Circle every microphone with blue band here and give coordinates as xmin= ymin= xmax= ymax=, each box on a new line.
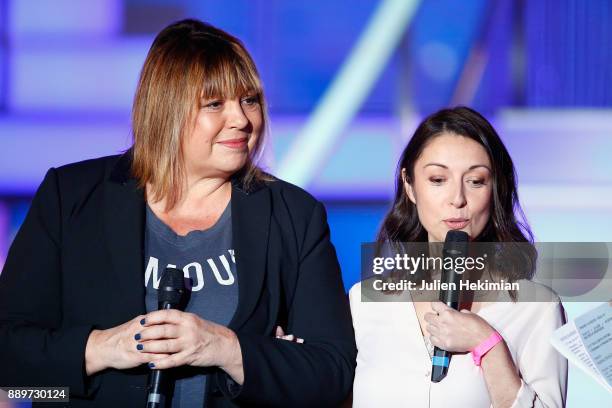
xmin=431 ymin=230 xmax=469 ymax=383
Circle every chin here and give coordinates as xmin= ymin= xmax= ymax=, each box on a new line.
xmin=219 ymin=158 xmax=248 ymax=174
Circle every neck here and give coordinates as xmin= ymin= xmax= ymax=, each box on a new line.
xmin=148 ymin=174 xmax=232 ymax=215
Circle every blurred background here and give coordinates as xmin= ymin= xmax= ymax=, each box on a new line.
xmin=0 ymin=0 xmax=611 ymax=404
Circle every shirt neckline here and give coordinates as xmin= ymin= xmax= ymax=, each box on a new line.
xmin=146 ymin=201 xmax=231 ymax=244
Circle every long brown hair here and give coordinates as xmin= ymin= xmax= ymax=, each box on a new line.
xmin=131 ymin=19 xmax=270 ymax=210
xmin=378 ymin=107 xmax=536 ymax=284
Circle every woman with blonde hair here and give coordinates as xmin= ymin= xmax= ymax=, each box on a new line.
xmin=0 ymin=19 xmax=355 ymax=407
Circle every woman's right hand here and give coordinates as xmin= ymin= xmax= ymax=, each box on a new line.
xmin=85 ymin=315 xmax=170 ymax=375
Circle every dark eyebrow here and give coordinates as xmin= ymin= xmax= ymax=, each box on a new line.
xmin=468 ymin=164 xmax=491 ymax=172
xmin=423 ymin=163 xmax=448 ymax=169
xmin=423 ymin=163 xmax=491 ymax=172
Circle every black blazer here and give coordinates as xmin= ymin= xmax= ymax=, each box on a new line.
xmin=0 ymin=151 xmax=356 ymax=407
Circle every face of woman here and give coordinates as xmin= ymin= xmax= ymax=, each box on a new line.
xmin=182 ymin=93 xmax=263 ymax=180
xmin=403 ymin=133 xmax=493 ymax=242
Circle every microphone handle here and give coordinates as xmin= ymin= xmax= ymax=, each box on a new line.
xmin=431 ymin=295 xmax=457 ymax=382
xmin=145 ymin=303 xmax=174 ymax=408
xmin=431 ymin=270 xmax=461 ymax=382
xmin=431 ymin=347 xmax=450 ymax=383
xmin=146 ymin=370 xmax=166 ymax=408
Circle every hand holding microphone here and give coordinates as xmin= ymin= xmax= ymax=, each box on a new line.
xmin=425 ymin=301 xmax=495 ymax=353
xmin=428 ymin=230 xmax=499 ymax=382
xmin=85 ymin=268 xmax=244 ymax=407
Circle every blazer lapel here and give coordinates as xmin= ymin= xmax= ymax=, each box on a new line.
xmin=103 ymin=152 xmax=147 ymax=320
xmin=228 ymin=183 xmax=271 ymax=330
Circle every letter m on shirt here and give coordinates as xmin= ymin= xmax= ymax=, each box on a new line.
xmin=144 ymin=256 xmax=162 ymax=289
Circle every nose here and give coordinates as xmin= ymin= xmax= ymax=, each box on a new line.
xmin=226 ymin=100 xmax=249 ymax=130
xmin=450 ymin=181 xmax=467 ymax=208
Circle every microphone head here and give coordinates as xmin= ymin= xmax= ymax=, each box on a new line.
xmin=158 ymin=267 xmax=186 ymax=305
xmin=443 ymin=230 xmax=469 ymax=257
xmin=440 ymin=230 xmax=469 ymax=307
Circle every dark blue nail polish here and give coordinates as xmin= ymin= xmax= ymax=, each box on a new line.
xmin=137 ymin=344 xmax=144 ymax=351
xmin=140 ymin=318 xmax=145 ymax=325
xmin=148 ymin=362 xmax=155 ymax=368
xmin=134 ymin=333 xmax=141 ymax=340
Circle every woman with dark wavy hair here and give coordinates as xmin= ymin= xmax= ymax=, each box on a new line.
xmin=350 ymin=107 xmax=567 ymax=407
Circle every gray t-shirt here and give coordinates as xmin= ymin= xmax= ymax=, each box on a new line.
xmin=144 ymin=202 xmax=238 ymax=408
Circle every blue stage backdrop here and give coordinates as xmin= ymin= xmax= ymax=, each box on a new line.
xmin=0 ymin=1 xmax=611 ymax=405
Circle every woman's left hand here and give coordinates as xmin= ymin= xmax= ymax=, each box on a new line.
xmin=424 ymin=301 xmax=495 ymax=353
xmin=135 ymin=309 xmax=241 ymax=372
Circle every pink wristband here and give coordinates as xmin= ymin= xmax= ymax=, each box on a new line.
xmin=470 ymin=331 xmax=503 ymax=366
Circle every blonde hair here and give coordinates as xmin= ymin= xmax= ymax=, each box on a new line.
xmin=131 ymin=19 xmax=270 ymax=210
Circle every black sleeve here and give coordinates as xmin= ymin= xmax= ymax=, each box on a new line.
xmin=216 ymin=202 xmax=356 ymax=407
xmin=0 ymin=169 xmax=99 ymax=396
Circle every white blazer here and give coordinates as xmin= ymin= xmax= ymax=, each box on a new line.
xmin=349 ymin=279 xmax=567 ymax=407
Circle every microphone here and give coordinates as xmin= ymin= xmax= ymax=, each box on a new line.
xmin=431 ymin=230 xmax=469 ymax=383
xmin=146 ymin=268 xmax=186 ymax=408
